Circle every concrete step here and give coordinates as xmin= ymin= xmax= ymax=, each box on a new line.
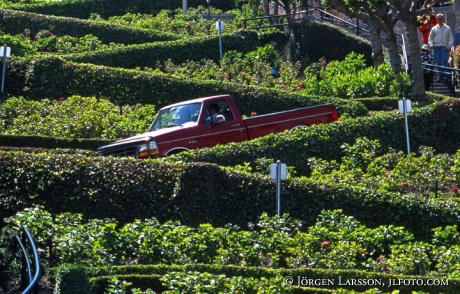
xmin=430 ymin=80 xmax=456 ymax=97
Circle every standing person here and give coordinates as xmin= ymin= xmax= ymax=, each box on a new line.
xmin=428 ymin=13 xmax=454 ymax=81
xmin=421 ymin=44 xmax=435 ymax=91
xmin=418 ymin=7 xmax=437 ymax=44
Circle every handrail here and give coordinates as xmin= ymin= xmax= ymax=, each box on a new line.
xmin=305 ymin=5 xmax=404 ymax=48
xmin=241 ymin=11 xmax=306 ymax=29
xmin=241 ymin=5 xmax=403 ymax=49
xmin=15 ymin=227 xmax=40 ymax=294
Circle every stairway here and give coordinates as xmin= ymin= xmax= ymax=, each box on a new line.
xmin=430 ymin=78 xmax=457 ymax=97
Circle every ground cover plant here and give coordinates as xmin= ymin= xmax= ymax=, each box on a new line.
xmin=2 ymin=207 xmax=459 ymax=292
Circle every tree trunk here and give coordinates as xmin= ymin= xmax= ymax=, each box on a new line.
xmin=405 ymin=21 xmax=427 ymax=101
xmin=282 ymin=0 xmax=294 ymax=33
xmin=367 ymin=19 xmax=385 ymax=69
xmin=383 ymin=27 xmax=402 ymax=74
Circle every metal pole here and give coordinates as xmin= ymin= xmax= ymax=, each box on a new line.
xmin=403 ymin=98 xmax=410 ymax=154
xmin=182 ymin=0 xmax=187 ymax=15
xmin=356 ymin=18 xmax=360 ymax=36
xmin=218 ymin=20 xmax=222 ymax=60
xmin=273 ymin=2 xmax=278 ymax=24
xmin=276 ymin=160 xmax=281 ymax=217
xmin=1 ymin=45 xmax=6 ymax=93
xmin=208 ymin=0 xmax=211 ymax=20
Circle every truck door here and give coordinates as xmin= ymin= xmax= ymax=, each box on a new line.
xmin=193 ymin=100 xmax=247 ymax=149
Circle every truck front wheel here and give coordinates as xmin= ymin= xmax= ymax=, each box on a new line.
xmin=165 ymin=148 xmax=189 ymax=157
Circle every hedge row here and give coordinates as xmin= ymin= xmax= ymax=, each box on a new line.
xmin=59 ymin=30 xmax=287 ymax=68
xmin=5 ymin=55 xmax=368 ymax=117
xmin=0 ymin=9 xmax=179 ymax=45
xmin=81 ymin=264 xmax=459 ymax=294
xmin=6 ymin=0 xmax=240 ymax=19
xmin=172 ymin=98 xmax=460 ymax=175
xmin=57 ymin=21 xmax=375 ymax=70
xmin=0 ymin=135 xmax=109 ymax=150
xmin=291 ymin=19 xmax=373 ymax=67
xmin=1 ymin=148 xmax=460 ymax=240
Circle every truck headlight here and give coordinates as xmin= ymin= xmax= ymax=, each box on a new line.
xmin=138 ymin=141 xmax=159 ymax=157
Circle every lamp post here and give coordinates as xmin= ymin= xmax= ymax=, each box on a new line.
xmin=207 ymin=0 xmax=211 ymax=20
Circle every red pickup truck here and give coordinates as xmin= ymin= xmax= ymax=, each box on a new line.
xmin=97 ymin=94 xmax=338 ymax=159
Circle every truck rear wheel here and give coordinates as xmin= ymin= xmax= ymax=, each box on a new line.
xmin=291 ymin=125 xmax=308 ymax=130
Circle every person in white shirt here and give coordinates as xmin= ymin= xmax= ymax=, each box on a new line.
xmin=208 ymin=103 xmax=225 ymax=124
xmin=428 ymin=13 xmax=454 ymax=81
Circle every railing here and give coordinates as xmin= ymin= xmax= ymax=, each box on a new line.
xmin=15 ymin=227 xmax=40 ymax=294
xmin=306 ymin=5 xmax=366 ymax=36
xmin=241 ymin=11 xmax=306 ymax=30
xmin=305 ymin=5 xmax=404 ymax=48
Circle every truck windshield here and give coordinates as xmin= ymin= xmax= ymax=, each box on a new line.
xmin=149 ymin=102 xmax=202 ymax=131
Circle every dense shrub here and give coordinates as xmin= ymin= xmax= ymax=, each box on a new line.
xmin=104 ymin=7 xmax=255 ymax=37
xmin=0 ymin=32 xmax=35 ymax=56
xmin=291 ymin=18 xmax=373 ymax=67
xmin=155 ymin=51 xmax=412 ymax=99
xmin=30 ymin=32 xmax=118 ymax=53
xmin=308 ymin=138 xmax=458 ymax=198
xmin=6 ymin=0 xmax=240 ymax=19
xmin=0 ymin=96 xmax=156 ymax=139
xmin=60 ymin=30 xmax=276 ymax=68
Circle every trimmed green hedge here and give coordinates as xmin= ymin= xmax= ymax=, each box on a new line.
xmin=1 ymin=148 xmax=460 ymax=240
xmin=0 ymin=9 xmax=179 ymax=45
xmin=6 ymin=0 xmax=240 ymax=19
xmin=0 ymin=135 xmax=109 ymax=150
xmin=291 ymin=19 xmax=373 ymax=66
xmin=354 ymin=93 xmax=445 ymax=111
xmin=60 ymin=30 xmax=283 ymax=68
xmin=0 ymin=151 xmax=182 ymax=224
xmin=6 ymin=55 xmax=368 ymax=118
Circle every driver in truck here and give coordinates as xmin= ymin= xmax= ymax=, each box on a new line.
xmin=208 ymin=103 xmax=225 ymax=124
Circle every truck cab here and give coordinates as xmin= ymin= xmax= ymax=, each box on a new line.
xmin=97 ymin=95 xmax=247 ymax=159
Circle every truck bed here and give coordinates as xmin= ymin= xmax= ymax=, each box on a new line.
xmin=243 ymin=104 xmax=338 ymax=139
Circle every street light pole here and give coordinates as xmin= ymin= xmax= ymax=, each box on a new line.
xmin=207 ymin=0 xmax=211 ymax=20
